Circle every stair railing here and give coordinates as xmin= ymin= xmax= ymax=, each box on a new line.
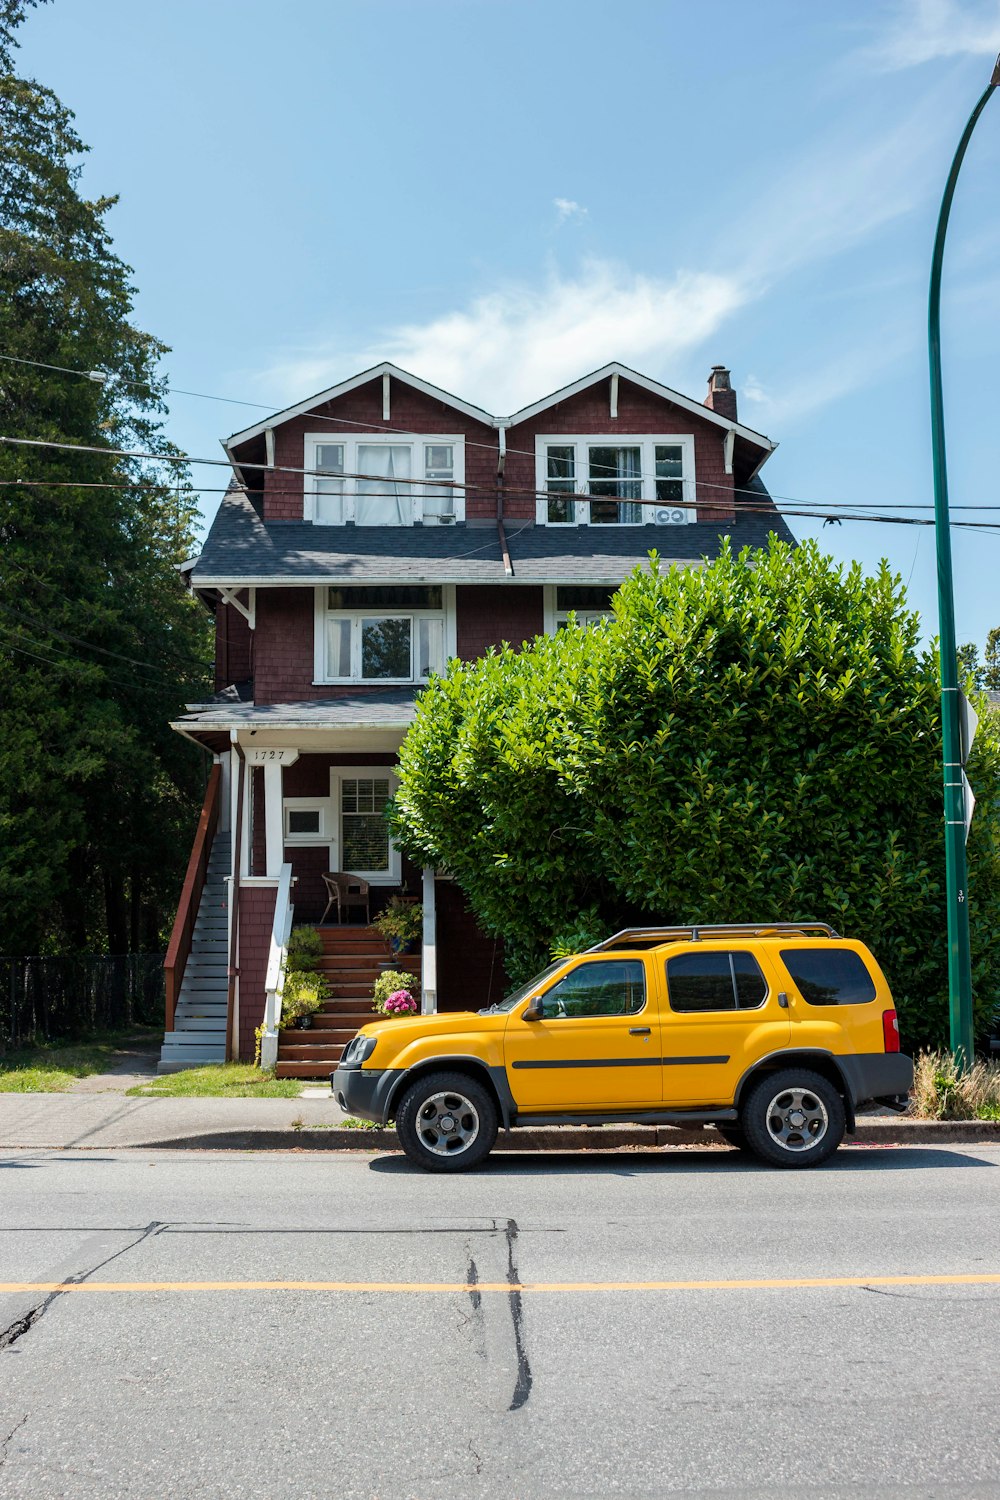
xmin=259 ymin=862 xmax=294 ymax=1071
xmin=164 ymin=762 xmax=222 ymax=1036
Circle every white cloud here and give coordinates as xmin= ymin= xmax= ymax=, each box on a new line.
xmin=553 ymin=197 xmax=587 ymax=225
xmin=253 ymin=81 xmax=948 ymax=426
xmin=740 ymin=332 xmax=913 ymax=428
xmin=863 ymin=0 xmax=1000 ymax=70
xmin=261 ymin=261 xmax=749 ymax=415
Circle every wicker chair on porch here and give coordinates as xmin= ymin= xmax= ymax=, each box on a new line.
xmin=320 ymin=872 xmax=371 ymax=925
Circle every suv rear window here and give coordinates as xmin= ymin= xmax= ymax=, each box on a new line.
xmin=666 ymin=951 xmax=768 ymax=1013
xmin=780 ymin=948 xmax=876 ymax=1006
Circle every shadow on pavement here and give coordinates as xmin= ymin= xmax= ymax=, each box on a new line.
xmin=368 ymin=1145 xmax=998 ymax=1176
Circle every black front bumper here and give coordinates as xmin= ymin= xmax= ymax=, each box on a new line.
xmin=331 ymin=1066 xmax=394 ymax=1123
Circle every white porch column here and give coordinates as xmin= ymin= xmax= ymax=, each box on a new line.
xmin=421 ymin=865 xmax=437 ymax=1014
xmin=263 ymin=760 xmax=284 ymax=878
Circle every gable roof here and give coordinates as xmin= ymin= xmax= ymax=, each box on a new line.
xmin=225 ymin=361 xmax=497 ymax=453
xmin=505 ymin=361 xmax=775 ymax=451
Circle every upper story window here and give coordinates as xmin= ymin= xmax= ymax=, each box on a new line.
xmin=535 ymin=435 xmax=695 ymax=526
xmin=305 ymin=434 xmax=465 ymax=526
xmin=314 ymin=586 xmax=449 ymax=685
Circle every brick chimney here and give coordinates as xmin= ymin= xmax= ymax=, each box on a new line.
xmin=704 ymin=365 xmax=737 ymax=422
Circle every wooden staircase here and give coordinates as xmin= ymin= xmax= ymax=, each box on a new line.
xmin=274 ymin=926 xmax=421 ymax=1079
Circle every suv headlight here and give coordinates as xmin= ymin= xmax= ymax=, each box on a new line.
xmin=342 ymin=1034 xmax=378 ymax=1067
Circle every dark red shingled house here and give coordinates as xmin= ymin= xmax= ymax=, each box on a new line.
xmin=160 ymin=360 xmax=791 ymax=1075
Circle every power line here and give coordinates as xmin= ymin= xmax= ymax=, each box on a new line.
xmin=3 ymin=436 xmax=994 ymax=524
xmin=0 ymin=601 xmax=210 ymax=680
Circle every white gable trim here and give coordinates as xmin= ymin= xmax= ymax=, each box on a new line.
xmin=505 ymin=362 xmax=775 ymax=454
xmin=225 ymin=362 xmax=497 ymax=451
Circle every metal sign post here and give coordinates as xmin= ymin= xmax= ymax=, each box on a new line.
xmin=927 ymin=55 xmax=999 ymax=1069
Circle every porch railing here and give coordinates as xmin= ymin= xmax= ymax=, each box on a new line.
xmin=259 ymin=862 xmax=294 ymax=1071
xmin=163 ymin=762 xmax=221 ymax=1035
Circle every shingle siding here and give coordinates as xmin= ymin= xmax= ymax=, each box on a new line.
xmin=504 ymin=376 xmax=735 ymax=524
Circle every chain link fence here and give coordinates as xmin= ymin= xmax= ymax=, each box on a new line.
xmin=0 ymin=955 xmax=165 ymax=1049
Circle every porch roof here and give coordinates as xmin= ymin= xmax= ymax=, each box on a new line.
xmin=171 ymin=689 xmax=419 ymax=734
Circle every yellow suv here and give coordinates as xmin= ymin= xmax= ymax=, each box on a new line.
xmin=332 ymin=922 xmax=913 ymax=1172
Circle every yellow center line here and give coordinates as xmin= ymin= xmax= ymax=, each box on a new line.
xmin=1 ymin=1274 xmax=999 ymax=1294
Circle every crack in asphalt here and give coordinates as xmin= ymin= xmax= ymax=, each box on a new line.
xmin=467 ymin=1254 xmax=482 ymax=1313
xmin=0 ymin=1414 xmax=27 ymax=1467
xmin=0 ymin=1220 xmax=167 ymax=1351
xmin=504 ymin=1218 xmax=532 ymax=1412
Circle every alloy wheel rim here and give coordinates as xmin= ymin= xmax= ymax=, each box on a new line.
xmin=416 ymin=1091 xmax=481 ymax=1157
xmin=764 ymin=1086 xmax=829 ymax=1153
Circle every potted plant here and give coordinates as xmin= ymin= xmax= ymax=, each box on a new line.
xmin=372 ymin=969 xmax=419 ymax=1017
xmin=372 ymin=897 xmax=423 ymax=956
xmin=280 ymin=925 xmax=329 ymax=1029
xmin=280 ymin=969 xmax=329 ymax=1029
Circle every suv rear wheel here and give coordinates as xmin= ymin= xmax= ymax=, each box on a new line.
xmin=740 ymin=1068 xmax=845 ymax=1168
xmin=396 ymin=1071 xmax=498 ymax=1173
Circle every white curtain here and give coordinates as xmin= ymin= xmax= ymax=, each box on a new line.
xmin=356 ymin=445 xmax=410 ymax=525
xmin=618 ymin=447 xmax=642 ymax=524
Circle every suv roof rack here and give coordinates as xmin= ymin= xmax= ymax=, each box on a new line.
xmin=587 ymin=922 xmax=840 ymax=952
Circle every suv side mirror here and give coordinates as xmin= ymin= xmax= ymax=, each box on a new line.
xmin=523 ymin=999 xmax=542 ymax=1021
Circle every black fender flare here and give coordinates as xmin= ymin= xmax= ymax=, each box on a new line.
xmin=381 ymin=1056 xmax=517 ymax=1129
xmin=733 ymin=1049 xmax=857 ymax=1133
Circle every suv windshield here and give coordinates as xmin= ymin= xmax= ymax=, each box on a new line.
xmin=478 ymin=960 xmax=567 ymax=1014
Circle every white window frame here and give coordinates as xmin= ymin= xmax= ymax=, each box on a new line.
xmin=534 ymin=434 xmax=696 ymax=527
xmin=282 ymin=797 xmax=333 ymax=846
xmin=313 ymin=585 xmax=456 ymax=686
xmin=304 ymin=432 xmax=466 ymax=526
xmin=542 ymin=584 xmax=616 ymax=636
xmin=331 ymin=766 xmax=401 ymax=885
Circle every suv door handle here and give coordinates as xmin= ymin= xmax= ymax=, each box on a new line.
xmin=629 ymin=1027 xmax=651 ymax=1035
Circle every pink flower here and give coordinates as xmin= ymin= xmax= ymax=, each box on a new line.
xmin=385 ymin=988 xmax=418 ymax=1015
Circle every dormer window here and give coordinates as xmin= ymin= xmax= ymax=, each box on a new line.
xmin=305 ymin=435 xmax=465 ymax=526
xmin=535 ymin=435 xmax=696 ymax=526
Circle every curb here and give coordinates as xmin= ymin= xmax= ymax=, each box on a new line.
xmin=97 ymin=1117 xmax=1000 ymax=1153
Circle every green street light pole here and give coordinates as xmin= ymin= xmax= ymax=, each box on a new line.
xmin=927 ymin=54 xmax=999 ymax=1069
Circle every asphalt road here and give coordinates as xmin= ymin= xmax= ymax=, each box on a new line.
xmin=2 ymin=1142 xmax=999 ymax=1500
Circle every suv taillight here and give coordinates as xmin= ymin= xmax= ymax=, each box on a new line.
xmin=882 ymin=1009 xmax=900 ymax=1053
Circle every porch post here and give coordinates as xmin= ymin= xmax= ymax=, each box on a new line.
xmin=421 ymin=865 xmax=437 ymax=1014
xmin=263 ymin=760 xmax=284 ymax=878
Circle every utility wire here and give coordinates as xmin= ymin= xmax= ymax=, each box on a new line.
xmin=2 ymin=435 xmax=992 ymax=526
xmin=3 ymin=475 xmax=1000 ymax=513
xmin=0 ymin=601 xmax=210 ymax=679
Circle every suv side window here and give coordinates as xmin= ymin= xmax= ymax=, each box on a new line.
xmin=666 ymin=951 xmax=768 ymax=1013
xmin=780 ymin=948 xmax=876 ymax=1006
xmin=538 ymin=960 xmax=645 ymax=1019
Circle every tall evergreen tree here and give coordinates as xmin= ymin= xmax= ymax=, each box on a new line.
xmin=0 ymin=0 xmax=212 ymax=955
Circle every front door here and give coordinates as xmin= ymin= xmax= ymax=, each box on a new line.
xmin=504 ymin=958 xmax=661 ymax=1112
xmin=659 ymin=947 xmax=790 ymax=1106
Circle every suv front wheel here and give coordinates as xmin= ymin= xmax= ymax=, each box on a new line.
xmin=396 ymin=1071 xmax=499 ymax=1173
xmin=740 ymin=1068 xmax=845 ymax=1168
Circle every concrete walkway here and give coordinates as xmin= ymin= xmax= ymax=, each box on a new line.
xmin=0 ymin=1090 xmax=997 ymax=1152
xmin=0 ymin=1092 xmax=350 ymax=1149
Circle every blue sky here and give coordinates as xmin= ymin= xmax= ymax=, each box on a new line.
xmin=16 ymin=0 xmax=1000 ymax=651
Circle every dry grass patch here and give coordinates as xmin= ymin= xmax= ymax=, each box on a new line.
xmin=910 ymin=1050 xmax=1000 ymax=1121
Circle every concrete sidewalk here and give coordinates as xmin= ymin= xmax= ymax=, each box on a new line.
xmin=0 ymin=1091 xmax=999 ymax=1152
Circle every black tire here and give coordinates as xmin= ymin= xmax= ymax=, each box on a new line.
xmin=395 ymin=1071 xmax=498 ymax=1173
xmin=740 ymin=1068 xmax=845 ymax=1169
xmin=714 ymin=1124 xmax=750 ymax=1152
